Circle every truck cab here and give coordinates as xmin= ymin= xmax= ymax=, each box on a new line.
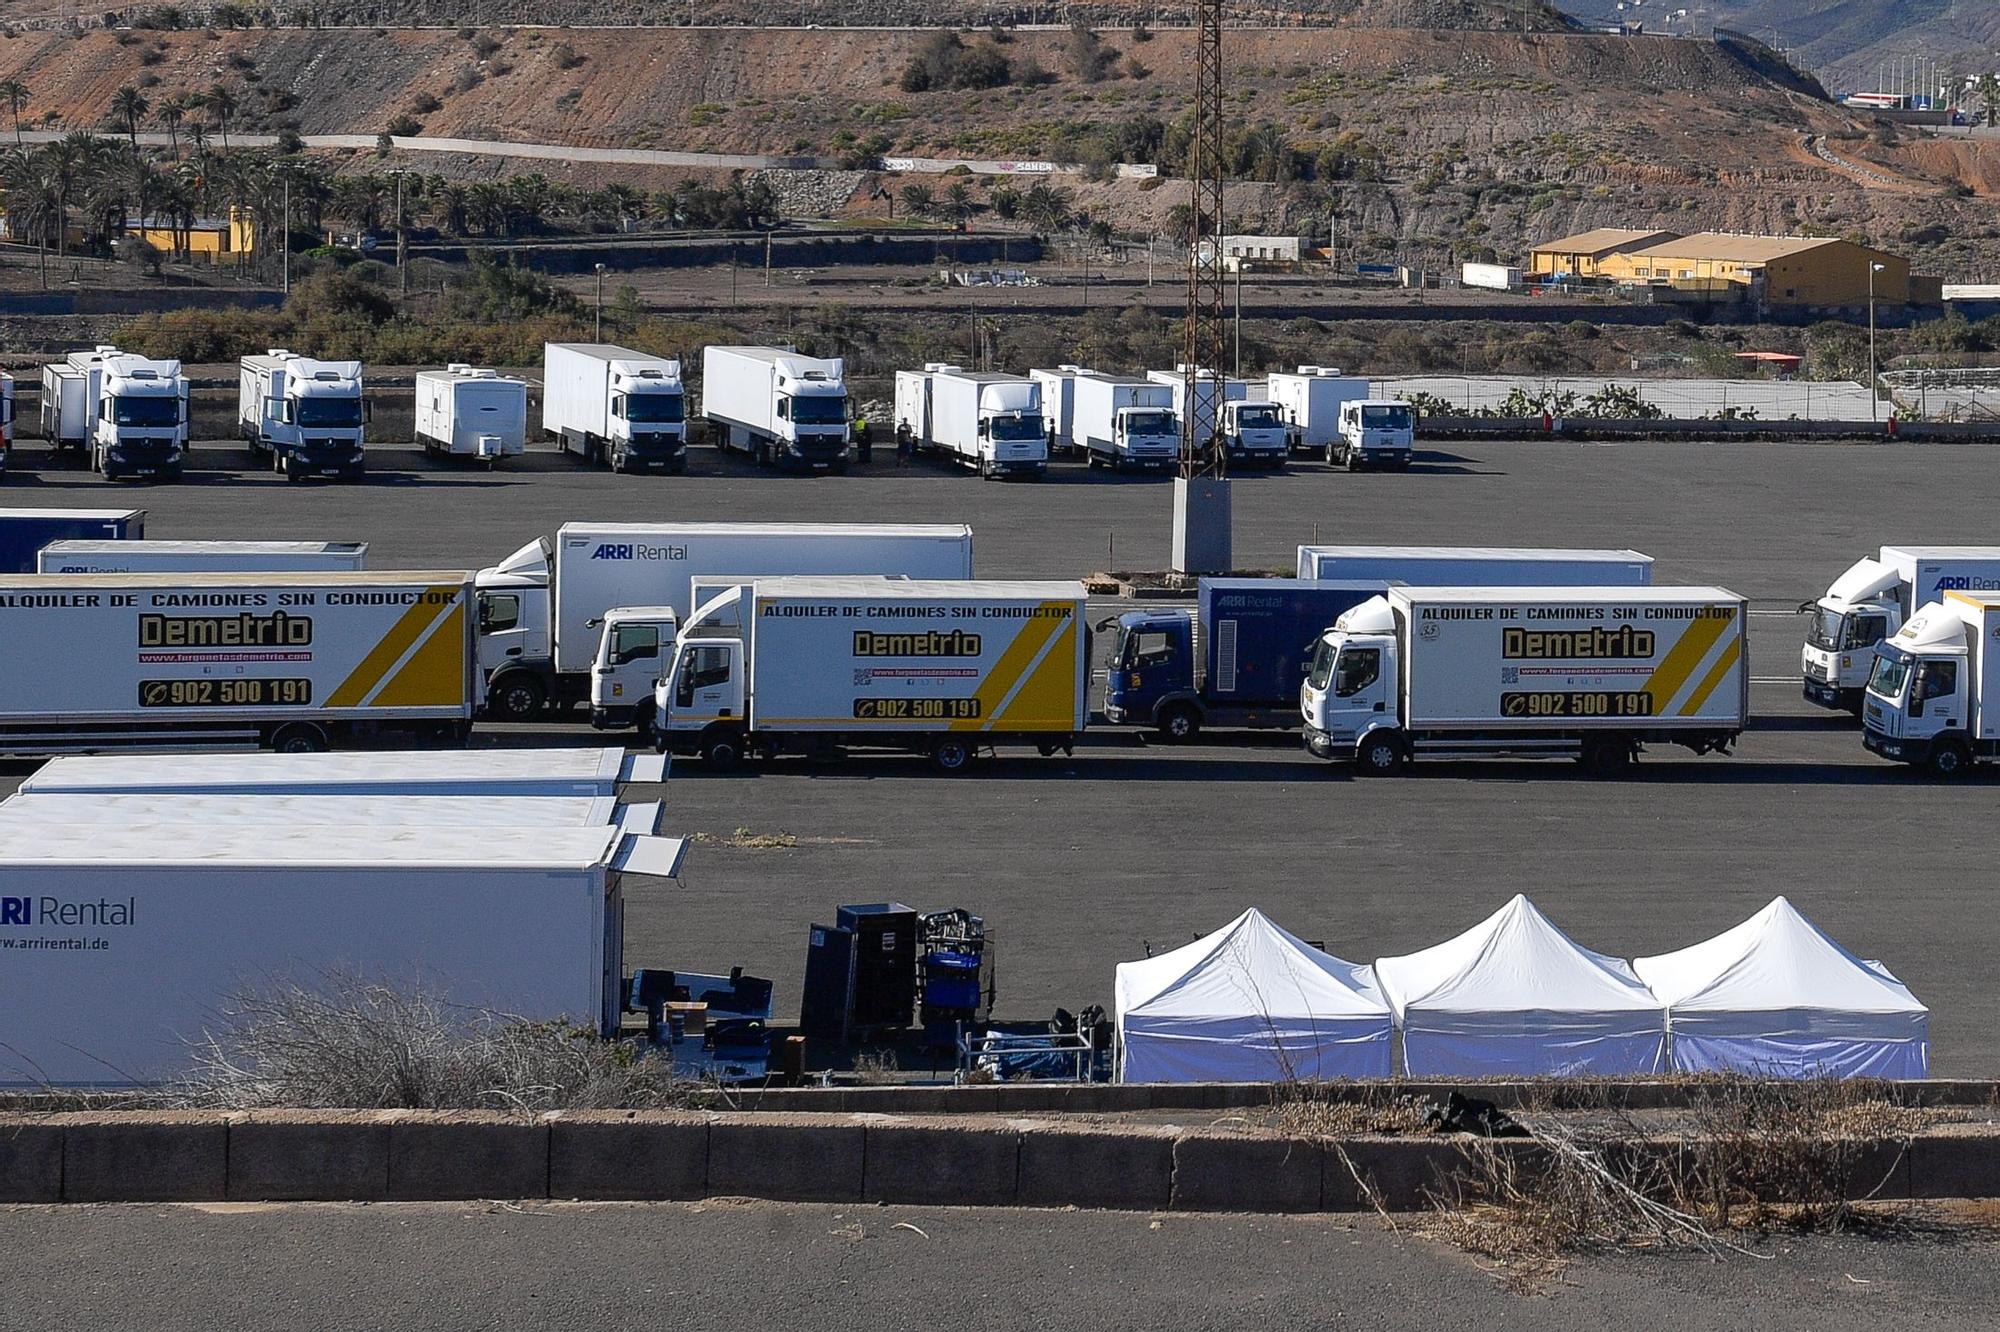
xmin=607 ymin=364 xmax=686 ymax=471
xmin=776 ymin=374 xmax=849 ymax=469
xmin=1803 ymin=557 xmax=1900 ymax=712
xmin=94 ymin=356 xmax=188 ymax=482
xmin=251 ymin=353 xmax=368 ymax=481
xmin=972 ymin=387 xmax=1046 ymax=478
xmin=1862 ymin=605 xmax=1974 ymax=776
xmin=1333 ymin=400 xmax=1415 ymax=471
xmin=1113 ymin=406 xmax=1178 ymax=467
xmin=1105 ymin=610 xmax=1196 ymax=735
xmin=1222 ymin=400 xmax=1288 ymax=468
xmin=475 ymin=538 xmax=556 ymax=720
xmin=1299 ymin=599 xmax=1401 ymax=770
xmin=653 ymin=589 xmax=749 ymax=765
xmin=588 ymin=605 xmax=679 ymax=732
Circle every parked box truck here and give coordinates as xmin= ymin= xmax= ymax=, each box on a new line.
xmin=654 ymin=577 xmax=1087 ymax=771
xmin=474 ymin=522 xmax=975 ymax=721
xmin=1802 ymin=547 xmax=2000 ymax=713
xmin=0 ymin=821 xmax=686 ymax=1087
xmin=1296 ymin=546 xmax=1655 ymax=585
xmin=1333 ymin=399 xmax=1417 ymax=470
xmin=894 ymin=365 xmax=1048 ymax=479
xmin=1301 ymin=586 xmax=1748 ymax=775
xmin=1147 ymin=367 xmax=1287 ymax=468
xmin=415 ymin=365 xmax=528 ymax=466
xmin=238 ymin=350 xmax=368 ymax=481
xmin=1105 ymin=579 xmax=1393 ymax=739
xmin=19 ymin=747 xmax=666 ymax=797
xmin=0 ymin=569 xmax=481 ymax=755
xmin=42 ymin=348 xmax=190 ymax=481
xmin=38 ymin=540 xmax=366 ymax=574
xmin=702 ymin=346 xmax=849 ymax=472
xmin=1266 ymin=366 xmax=1369 ymax=457
xmin=0 ymin=508 xmax=144 ymax=573
xmin=1863 ymin=591 xmax=2000 ymax=778
xmin=1029 ymin=365 xmax=1093 ymax=456
xmin=1073 ymin=375 xmax=1178 ymax=472
xmin=542 ymin=342 xmax=686 ymax=474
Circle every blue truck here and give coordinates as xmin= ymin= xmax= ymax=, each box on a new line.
xmin=0 ymin=508 xmax=145 ymax=574
xmin=1104 ymin=578 xmax=1384 ymax=741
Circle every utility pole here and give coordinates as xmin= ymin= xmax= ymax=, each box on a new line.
xmin=1171 ymin=0 xmax=1231 ymax=575
xmin=1869 ymin=261 xmax=1884 ymax=423
xmin=594 ymin=262 xmax=606 ymax=341
xmin=280 ymin=170 xmax=291 ymax=297
xmin=764 ymin=230 xmax=772 ymax=287
xmin=392 ymin=169 xmax=408 ymax=297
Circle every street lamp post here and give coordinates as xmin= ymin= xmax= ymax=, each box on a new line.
xmin=280 ymin=170 xmax=291 ymax=297
xmin=1868 ymin=261 xmax=1885 ymax=423
xmin=388 ymin=168 xmax=409 ymax=297
xmin=594 ymin=262 xmax=607 ymax=341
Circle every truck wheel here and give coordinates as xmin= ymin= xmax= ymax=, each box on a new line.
xmin=1927 ymin=738 xmax=1972 ymax=780
xmin=269 ymin=723 xmax=329 ymax=754
xmin=929 ymin=736 xmax=973 ymax=773
xmin=1355 ymin=732 xmax=1406 ymax=775
xmin=488 ymin=675 xmax=546 ymax=722
xmin=1157 ymin=703 xmax=1201 ymax=744
xmin=1346 ymin=450 xmax=1363 ymax=473
xmin=1580 ymin=738 xmax=1632 ymax=778
xmin=701 ymin=726 xmax=744 ymax=771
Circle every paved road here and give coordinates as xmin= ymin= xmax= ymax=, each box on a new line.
xmin=6 ymin=436 xmax=2000 ymax=1069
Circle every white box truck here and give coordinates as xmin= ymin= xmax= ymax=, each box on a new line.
xmin=1029 ymin=365 xmax=1093 ymax=457
xmin=894 ymin=365 xmax=1048 ymax=479
xmin=0 ymin=821 xmax=686 ymax=1087
xmin=19 ymin=746 xmax=666 ymax=797
xmin=474 ymin=522 xmax=975 ymax=722
xmin=0 ymin=569 xmax=481 ymax=755
xmin=415 ymin=365 xmax=528 ymax=466
xmin=653 ymin=577 xmax=1087 ymax=772
xmin=1301 ymin=585 xmax=1747 ymax=775
xmin=1862 ymin=591 xmax=2000 ymax=778
xmin=1333 ymin=398 xmax=1417 ymax=470
xmin=1267 ymin=366 xmax=1369 ymax=458
xmin=38 ymin=540 xmax=367 ymax=574
xmin=702 ymin=345 xmax=849 ymax=472
xmin=1147 ymin=367 xmax=1287 ymax=468
xmin=1296 ymin=546 xmax=1655 ymax=585
xmin=0 ymin=791 xmax=663 ymax=836
xmin=238 ymin=350 xmax=368 ymax=481
xmin=542 ymin=342 xmax=687 ymax=474
xmin=42 ymin=347 xmax=190 ymax=482
xmin=1073 ymin=375 xmax=1178 ymax=472
xmin=1802 ymin=547 xmax=2000 ymax=713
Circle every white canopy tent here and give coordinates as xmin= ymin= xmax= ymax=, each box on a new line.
xmin=1635 ymin=897 xmax=1929 ymax=1079
xmin=1114 ymin=909 xmax=1393 ymax=1083
xmin=1374 ymin=895 xmax=1666 ymax=1077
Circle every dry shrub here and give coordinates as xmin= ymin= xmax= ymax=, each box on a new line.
xmin=1275 ymin=1085 xmax=1436 ymax=1138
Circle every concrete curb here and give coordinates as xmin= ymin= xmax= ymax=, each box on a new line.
xmin=4 ymin=1112 xmax=1997 ymax=1211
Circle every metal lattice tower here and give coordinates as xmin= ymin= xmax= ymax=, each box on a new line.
xmin=1181 ymin=0 xmax=1227 ymax=482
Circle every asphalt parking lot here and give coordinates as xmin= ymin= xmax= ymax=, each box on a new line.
xmin=5 ymin=435 xmax=1996 ymax=1069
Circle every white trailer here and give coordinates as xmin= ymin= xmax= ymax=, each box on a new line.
xmin=654 ymin=577 xmax=1087 ymax=771
xmin=43 ymin=348 xmax=190 ymax=482
xmin=895 ymin=365 xmax=1047 ymax=479
xmin=1803 ymin=546 xmax=2000 ymax=713
xmin=1296 ymin=546 xmax=1655 ymax=585
xmin=0 ymin=790 xmax=661 ymax=833
xmin=38 ymin=347 xmax=118 ymax=453
xmin=474 ymin=522 xmax=975 ymax=722
xmin=415 ymin=365 xmax=528 ymax=466
xmin=1266 ymin=366 xmax=1370 ymax=456
xmin=1146 ymin=367 xmax=1285 ymax=467
xmin=1029 ymin=365 xmax=1093 ymax=456
xmin=19 ymin=746 xmax=666 ymax=797
xmin=0 ymin=821 xmax=686 ymax=1087
xmin=1863 ymin=591 xmax=2000 ymax=778
xmin=701 ymin=345 xmax=849 ymax=472
xmin=1073 ymin=375 xmax=1178 ymax=472
xmin=0 ymin=569 xmax=481 ymax=755
xmin=1461 ymin=262 xmax=1523 ymax=291
xmin=238 ymin=350 xmax=368 ymax=481
xmin=1302 ymin=585 xmax=1747 ymax=775
xmin=38 ymin=540 xmax=367 ymax=574
xmin=541 ymin=342 xmax=687 ymax=474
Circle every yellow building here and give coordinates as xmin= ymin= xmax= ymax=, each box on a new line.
xmin=1599 ymin=232 xmax=1910 ymax=307
xmin=1527 ymin=227 xmax=1681 ymax=280
xmin=129 ymin=208 xmax=257 ymax=262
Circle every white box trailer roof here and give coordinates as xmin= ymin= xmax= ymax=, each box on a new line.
xmin=37 ymin=540 xmax=368 ymax=574
xmin=1297 ymin=545 xmax=1655 ymax=584
xmin=0 ymin=821 xmax=686 ymax=1087
xmin=20 ymin=746 xmax=667 ymax=796
xmin=0 ymin=790 xmax=661 ymax=833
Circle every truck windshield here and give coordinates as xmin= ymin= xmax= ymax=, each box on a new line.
xmin=623 ymin=392 xmax=685 ymax=425
xmin=1124 ymin=410 xmax=1174 ymax=437
xmin=788 ymin=394 xmax=847 ymax=426
xmin=1867 ymin=651 xmax=1912 ymax=700
xmin=1236 ymin=406 xmax=1284 ymax=430
xmin=296 ymin=397 xmax=362 ymax=428
xmin=1806 ymin=606 xmax=1845 ymax=651
xmin=1362 ymin=405 xmax=1413 ymax=430
xmin=108 ymin=396 xmax=180 ymax=428
xmin=1306 ymin=638 xmax=1338 ymax=690
xmin=989 ymin=414 xmax=1044 ymax=442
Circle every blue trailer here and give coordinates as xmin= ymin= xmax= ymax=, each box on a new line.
xmin=1104 ymin=578 xmax=1384 ymax=740
xmin=0 ymin=508 xmax=145 ymax=574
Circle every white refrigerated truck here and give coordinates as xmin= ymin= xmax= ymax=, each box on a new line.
xmin=1802 ymin=547 xmax=2000 ymax=713
xmin=1296 ymin=546 xmax=1655 ymax=585
xmin=0 ymin=569 xmax=480 ymax=754
xmin=1266 ymin=366 xmax=1369 ymax=458
xmin=1301 ymin=585 xmax=1748 ymax=775
xmin=702 ymin=345 xmax=850 ymax=472
xmin=894 ymin=364 xmax=1048 ymax=479
xmin=1862 ymin=591 xmax=2000 ymax=778
xmin=1073 ymin=375 xmax=1178 ymax=472
xmin=474 ymin=522 xmax=976 ymax=722
xmin=238 ymin=350 xmax=368 ymax=481
xmin=1029 ymin=365 xmax=1093 ymax=456
xmin=41 ymin=348 xmax=190 ymax=481
xmin=541 ymin=342 xmax=687 ymax=474
xmin=1147 ymin=367 xmax=1287 ymax=468
xmin=38 ymin=540 xmax=367 ymax=574
xmin=653 ymin=577 xmax=1087 ymax=771
xmin=1333 ymin=399 xmax=1417 ymax=470
xmin=415 ymin=365 xmax=528 ymax=466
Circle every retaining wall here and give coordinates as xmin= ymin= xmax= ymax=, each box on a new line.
xmin=1420 ymin=416 xmax=2000 ymax=442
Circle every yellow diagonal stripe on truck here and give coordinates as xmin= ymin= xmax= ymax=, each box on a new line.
xmin=371 ymin=601 xmax=468 ymax=708
xmin=1639 ymin=607 xmax=1735 ymax=714
xmin=952 ymin=602 xmax=1071 ymax=733
xmin=991 ymin=618 xmax=1078 ymax=731
xmin=326 ymin=588 xmax=461 ymax=709
xmin=1678 ymin=635 xmax=1742 ymax=717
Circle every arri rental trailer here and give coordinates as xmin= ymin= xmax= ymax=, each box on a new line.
xmin=1301 ymin=586 xmax=1748 ymax=776
xmin=1296 ymin=546 xmax=1654 ymax=585
xmin=702 ymin=346 xmax=850 ymax=472
xmin=238 ymin=350 xmax=369 ymax=482
xmin=474 ymin=522 xmax=974 ymax=722
xmin=415 ymin=365 xmax=528 ymax=466
xmin=1863 ymin=591 xmax=2000 ymax=778
xmin=0 ymin=508 xmax=143 ymax=573
xmin=1803 ymin=546 xmax=2000 ymax=713
xmin=0 ymin=570 xmax=480 ymax=755
xmin=0 ymin=821 xmax=685 ymax=1088
xmin=894 ymin=364 xmax=1048 ymax=479
xmin=655 ymin=577 xmax=1087 ymax=772
xmin=38 ymin=540 xmax=365 ymax=574
xmin=542 ymin=343 xmax=687 ymax=474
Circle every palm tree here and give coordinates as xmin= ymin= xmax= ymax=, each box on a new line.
xmin=203 ymin=85 xmax=239 ymax=151
xmin=509 ymin=172 xmax=552 ymax=234
xmin=1021 ymin=181 xmax=1073 ymax=234
xmin=1980 ymin=74 xmax=2000 ymax=129
xmin=110 ymin=86 xmax=149 ymax=155
xmin=156 ymin=97 xmax=185 ymax=159
xmin=427 ymin=180 xmax=469 ymax=236
xmin=41 ymin=132 xmax=96 ymax=260
xmin=942 ymin=180 xmax=974 ymax=229
xmin=898 ymin=182 xmax=935 ymax=220
xmin=0 ymin=146 xmax=58 ymax=285
xmin=0 ymin=81 xmax=27 ymax=148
